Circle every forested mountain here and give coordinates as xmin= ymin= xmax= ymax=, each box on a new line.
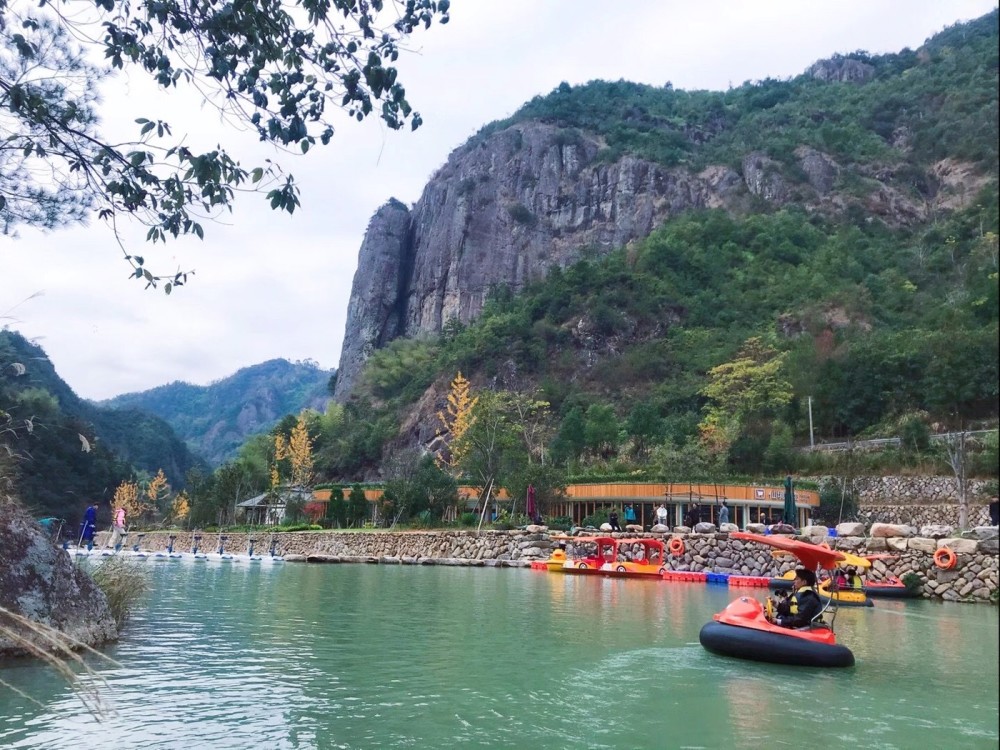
xmin=102 ymin=359 xmax=333 ymax=466
xmin=0 ymin=330 xmax=204 ymax=521
xmin=335 ymin=11 xmax=999 ymax=400
xmin=322 ymin=12 xmax=998 ymax=483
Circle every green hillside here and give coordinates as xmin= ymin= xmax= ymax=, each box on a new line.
xmin=0 ymin=330 xmax=204 ymax=521
xmin=484 ymin=11 xmax=998 ymax=178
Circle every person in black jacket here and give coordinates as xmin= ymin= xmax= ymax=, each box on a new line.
xmin=608 ymin=510 xmax=622 ymax=532
xmin=771 ymin=568 xmax=823 ymax=628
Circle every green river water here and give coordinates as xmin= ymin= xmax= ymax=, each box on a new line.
xmin=1 ymin=561 xmax=997 ymax=749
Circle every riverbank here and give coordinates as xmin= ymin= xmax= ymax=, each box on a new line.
xmin=96 ymin=526 xmax=999 ymax=603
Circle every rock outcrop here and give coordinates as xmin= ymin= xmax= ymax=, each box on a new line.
xmin=806 ymin=56 xmax=876 ymax=83
xmin=335 ymin=123 xmax=755 ymax=399
xmin=0 ymin=499 xmax=117 ymax=656
xmin=338 ymin=120 xmax=800 ymax=400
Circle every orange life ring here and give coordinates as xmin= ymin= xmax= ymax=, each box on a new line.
xmin=668 ymin=538 xmax=685 ymax=556
xmin=934 ymin=547 xmax=957 ymax=570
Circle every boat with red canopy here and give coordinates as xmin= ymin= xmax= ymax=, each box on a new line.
xmin=539 ymin=536 xmax=667 ymax=579
xmin=699 ymin=532 xmax=855 ymax=668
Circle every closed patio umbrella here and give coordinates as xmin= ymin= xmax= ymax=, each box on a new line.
xmin=526 ymin=485 xmax=537 ymax=522
xmin=783 ymin=475 xmax=797 ymax=527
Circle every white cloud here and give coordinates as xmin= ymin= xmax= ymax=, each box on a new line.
xmin=1 ymin=0 xmax=995 ymax=399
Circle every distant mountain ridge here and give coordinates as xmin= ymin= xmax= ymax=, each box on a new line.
xmin=102 ymin=359 xmax=333 ymax=466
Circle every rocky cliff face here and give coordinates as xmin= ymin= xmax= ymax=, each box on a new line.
xmin=0 ymin=499 xmax=117 ymax=656
xmin=334 ymin=119 xmax=971 ymax=401
xmin=336 ymin=123 xmax=751 ymax=398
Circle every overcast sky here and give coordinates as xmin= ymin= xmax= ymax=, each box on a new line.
xmin=1 ymin=0 xmax=996 ymax=401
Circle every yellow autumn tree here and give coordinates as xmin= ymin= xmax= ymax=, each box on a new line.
xmin=113 ymin=480 xmax=144 ymax=522
xmin=145 ymin=469 xmax=170 ymax=516
xmin=437 ymin=371 xmax=477 ymax=472
xmin=270 ymin=413 xmax=314 ymax=489
xmin=288 ymin=412 xmax=314 ymax=488
xmin=272 ymin=433 xmax=289 ymax=489
xmin=170 ymin=492 xmax=190 ymax=524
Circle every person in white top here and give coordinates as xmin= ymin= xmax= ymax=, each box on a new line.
xmin=655 ymin=504 xmax=668 ymax=527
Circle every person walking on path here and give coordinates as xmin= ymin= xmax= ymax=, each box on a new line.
xmin=718 ymin=501 xmax=729 ymax=527
xmin=79 ymin=502 xmax=98 ymax=548
xmin=106 ymin=506 xmax=127 ymax=549
xmin=655 ymin=504 xmax=669 ymax=528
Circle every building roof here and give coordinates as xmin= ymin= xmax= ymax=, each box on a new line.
xmin=236 ymin=486 xmax=314 ymax=509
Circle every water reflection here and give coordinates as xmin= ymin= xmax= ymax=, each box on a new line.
xmin=0 ymin=564 xmax=997 ymax=749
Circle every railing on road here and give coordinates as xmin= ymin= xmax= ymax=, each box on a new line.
xmin=807 ymin=430 xmax=995 ymax=452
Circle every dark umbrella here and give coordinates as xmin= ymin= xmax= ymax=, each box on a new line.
xmin=526 ymin=485 xmax=537 ymax=522
xmin=783 ymin=475 xmax=797 ymax=526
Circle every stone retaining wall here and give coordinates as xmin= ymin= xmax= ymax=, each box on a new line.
xmin=857 ymin=504 xmax=992 ymax=527
xmin=101 ymin=529 xmax=999 ymax=604
xmin=851 ymin=475 xmax=992 ymax=506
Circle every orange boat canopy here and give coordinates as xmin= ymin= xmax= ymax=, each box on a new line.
xmin=732 ymin=531 xmax=846 ymax=571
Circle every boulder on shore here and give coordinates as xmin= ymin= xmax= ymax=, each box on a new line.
xmin=0 ymin=499 xmax=117 ymax=656
xmin=871 ymin=522 xmax=914 ymax=538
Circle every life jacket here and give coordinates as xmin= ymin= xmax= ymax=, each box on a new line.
xmin=788 ymin=586 xmax=816 ymax=616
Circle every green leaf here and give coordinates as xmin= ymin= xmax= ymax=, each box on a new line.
xmin=251 ymin=167 xmax=264 ymax=183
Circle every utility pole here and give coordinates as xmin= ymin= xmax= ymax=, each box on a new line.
xmin=808 ymin=396 xmax=815 ymax=450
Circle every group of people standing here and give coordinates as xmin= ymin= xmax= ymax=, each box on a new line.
xmin=604 ymin=500 xmax=733 ymax=531
xmin=76 ymin=502 xmax=127 ymax=548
